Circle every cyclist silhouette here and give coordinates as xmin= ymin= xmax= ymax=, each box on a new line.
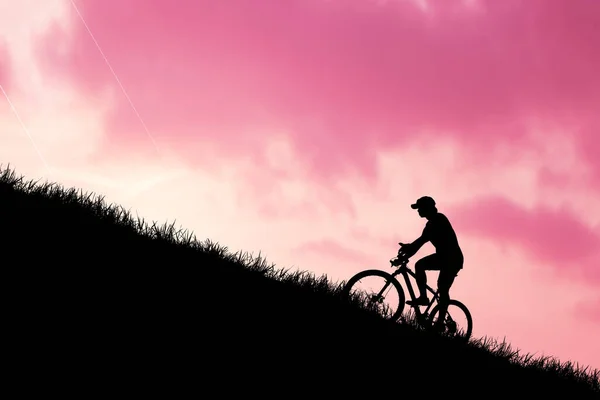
xmin=398 ymin=196 xmax=464 ymax=330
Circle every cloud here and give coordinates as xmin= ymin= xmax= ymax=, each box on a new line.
xmin=0 ymin=43 xmax=11 ymax=91
xmin=572 ymin=294 xmax=600 ymax=326
xmin=449 ymin=195 xmax=600 ymax=284
xmin=292 ymin=239 xmax=377 ymax=269
xmin=1 ymin=0 xmax=599 ymax=370
xmin=34 ymin=0 xmax=600 ymax=185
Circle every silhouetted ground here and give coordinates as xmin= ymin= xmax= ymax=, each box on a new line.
xmin=1 ymin=164 xmax=598 ymax=397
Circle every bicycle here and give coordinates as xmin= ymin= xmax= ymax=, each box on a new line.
xmin=341 ymin=250 xmax=473 ymax=340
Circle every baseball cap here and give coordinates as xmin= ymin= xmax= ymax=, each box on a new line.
xmin=411 ymin=196 xmax=436 ymax=209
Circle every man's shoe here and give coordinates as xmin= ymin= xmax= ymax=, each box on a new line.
xmin=406 ymin=296 xmax=429 ymax=306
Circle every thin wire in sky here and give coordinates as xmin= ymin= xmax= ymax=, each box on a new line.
xmin=68 ymin=0 xmax=161 ymax=156
xmin=0 ymin=84 xmax=51 ymax=172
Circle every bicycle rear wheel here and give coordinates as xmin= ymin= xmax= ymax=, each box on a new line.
xmin=429 ymin=299 xmax=472 ymax=340
xmin=341 ymin=269 xmax=406 ymax=321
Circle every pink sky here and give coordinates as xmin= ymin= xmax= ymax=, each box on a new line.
xmin=1 ymin=0 xmax=599 ymax=369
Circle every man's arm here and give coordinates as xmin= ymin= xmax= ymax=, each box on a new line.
xmin=399 ymin=231 xmax=429 ymax=258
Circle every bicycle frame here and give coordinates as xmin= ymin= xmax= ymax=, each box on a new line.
xmin=390 ymin=262 xmax=439 ymax=319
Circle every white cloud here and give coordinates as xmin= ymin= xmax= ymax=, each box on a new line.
xmin=0 ymin=0 xmax=72 ymax=92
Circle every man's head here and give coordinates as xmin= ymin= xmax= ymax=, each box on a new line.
xmin=411 ymin=196 xmax=437 ymax=218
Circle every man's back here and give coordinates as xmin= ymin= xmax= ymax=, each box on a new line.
xmin=423 ymin=212 xmax=463 ymax=260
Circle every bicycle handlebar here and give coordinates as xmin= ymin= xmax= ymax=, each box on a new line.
xmin=390 ymin=242 xmax=411 ymax=267
xmin=390 ymin=254 xmax=409 ymax=267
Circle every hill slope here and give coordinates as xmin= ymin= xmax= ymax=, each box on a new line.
xmin=1 ymin=165 xmax=598 ymax=397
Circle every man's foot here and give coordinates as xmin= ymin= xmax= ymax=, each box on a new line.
xmin=406 ymin=296 xmax=429 ymax=306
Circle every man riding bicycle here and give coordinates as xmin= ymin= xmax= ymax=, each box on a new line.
xmin=398 ymin=196 xmax=464 ymax=330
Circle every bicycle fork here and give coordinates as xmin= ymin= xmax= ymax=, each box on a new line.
xmin=373 ymin=279 xmax=394 ymax=303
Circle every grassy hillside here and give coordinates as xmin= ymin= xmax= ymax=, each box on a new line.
xmin=1 ymin=164 xmax=598 ymax=397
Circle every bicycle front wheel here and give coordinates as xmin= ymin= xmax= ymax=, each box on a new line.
xmin=341 ymin=269 xmax=406 ymax=321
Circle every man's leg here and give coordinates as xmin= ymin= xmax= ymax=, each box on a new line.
xmin=435 ymin=266 xmax=459 ymax=328
xmin=407 ymin=254 xmax=440 ymax=305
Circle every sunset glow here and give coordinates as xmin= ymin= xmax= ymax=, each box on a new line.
xmin=1 ymin=0 xmax=598 ymax=369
